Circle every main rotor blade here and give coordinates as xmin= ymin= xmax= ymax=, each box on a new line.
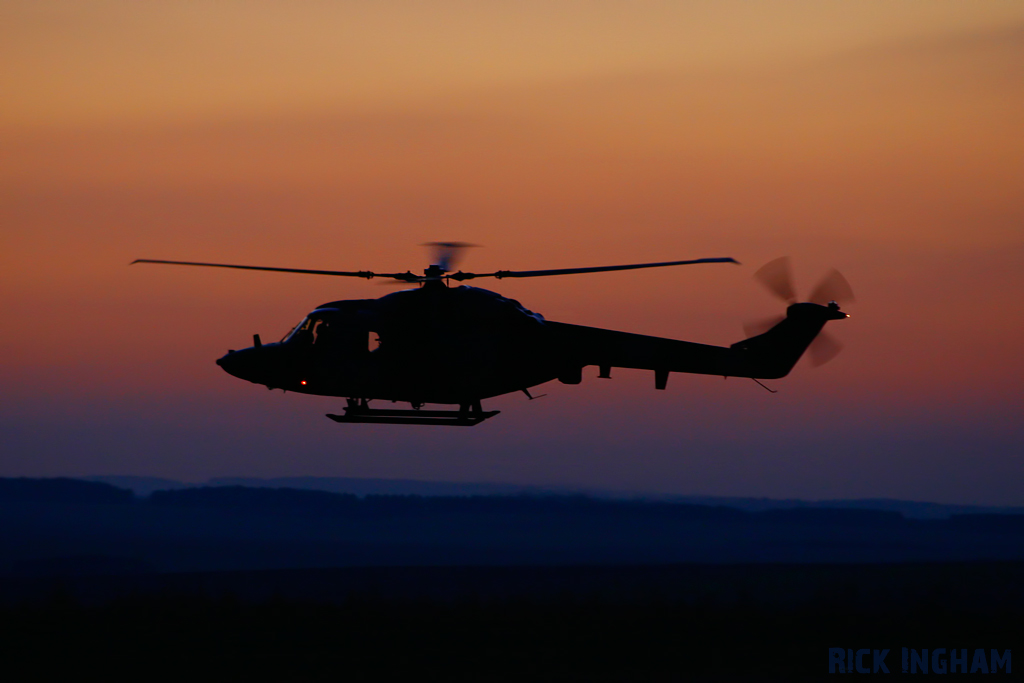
xmin=131 ymin=259 xmax=420 ymax=282
xmin=808 ymin=268 xmax=855 ymax=306
xmin=450 ymin=257 xmax=739 ymax=280
xmin=753 ymin=256 xmax=796 ymax=303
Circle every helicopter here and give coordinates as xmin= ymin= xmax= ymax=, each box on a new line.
xmin=132 ymin=245 xmax=853 ymax=426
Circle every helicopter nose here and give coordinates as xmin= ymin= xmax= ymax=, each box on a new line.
xmin=216 ymin=347 xmax=257 ymax=381
xmin=216 ymin=349 xmax=236 ymax=374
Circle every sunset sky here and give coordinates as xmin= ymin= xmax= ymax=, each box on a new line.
xmin=2 ymin=1 xmax=1022 ymax=504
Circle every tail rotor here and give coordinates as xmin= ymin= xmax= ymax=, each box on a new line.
xmin=753 ymin=256 xmax=798 ymax=304
xmin=747 ymin=257 xmax=855 ymax=367
xmin=808 ymin=268 xmax=855 ymax=307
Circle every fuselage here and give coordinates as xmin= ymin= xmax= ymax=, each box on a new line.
xmin=216 ymin=282 xmax=847 ymax=405
xmin=216 ymin=284 xmax=566 ymax=404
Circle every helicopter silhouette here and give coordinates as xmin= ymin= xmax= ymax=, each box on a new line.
xmin=133 ymin=245 xmax=853 ymax=425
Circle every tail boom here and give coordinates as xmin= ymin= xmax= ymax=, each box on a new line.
xmin=547 ymin=302 xmax=846 ymax=383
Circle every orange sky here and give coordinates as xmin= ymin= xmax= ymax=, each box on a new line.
xmin=1 ymin=2 xmax=1022 ymax=503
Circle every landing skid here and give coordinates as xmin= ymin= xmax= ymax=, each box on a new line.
xmin=326 ymin=399 xmax=499 ymax=426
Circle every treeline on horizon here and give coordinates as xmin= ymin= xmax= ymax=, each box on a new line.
xmin=3 ymin=476 xmax=1024 ymax=527
xmin=2 ymin=476 xmax=1024 ymax=575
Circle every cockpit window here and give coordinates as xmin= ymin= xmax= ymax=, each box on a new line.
xmin=281 ymin=320 xmax=305 ymax=342
xmin=281 ymin=308 xmax=378 ymax=352
xmin=283 ymin=316 xmax=314 ymax=344
xmin=283 ymin=310 xmax=342 ymax=346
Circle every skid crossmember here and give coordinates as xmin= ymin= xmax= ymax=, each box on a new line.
xmin=326 ymin=399 xmax=498 ymax=426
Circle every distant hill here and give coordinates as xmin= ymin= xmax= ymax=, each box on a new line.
xmin=663 ymin=495 xmax=1022 ymax=520
xmin=0 ymin=477 xmax=133 ymax=504
xmin=86 ymin=475 xmax=1024 ymax=519
xmin=84 ymin=476 xmax=197 ymax=496
xmin=209 ymin=475 xmax=551 ymax=498
xmin=2 ymin=478 xmax=1024 ymax=575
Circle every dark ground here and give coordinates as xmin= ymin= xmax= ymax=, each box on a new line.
xmin=1 ymin=479 xmax=1020 ymax=680
xmin=1 ymin=563 xmax=1021 ymax=680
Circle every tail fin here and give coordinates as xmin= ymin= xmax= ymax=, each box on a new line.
xmin=731 ymin=303 xmax=847 ymax=379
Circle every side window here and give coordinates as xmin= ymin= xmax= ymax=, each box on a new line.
xmin=368 ymin=331 xmax=381 ymax=352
